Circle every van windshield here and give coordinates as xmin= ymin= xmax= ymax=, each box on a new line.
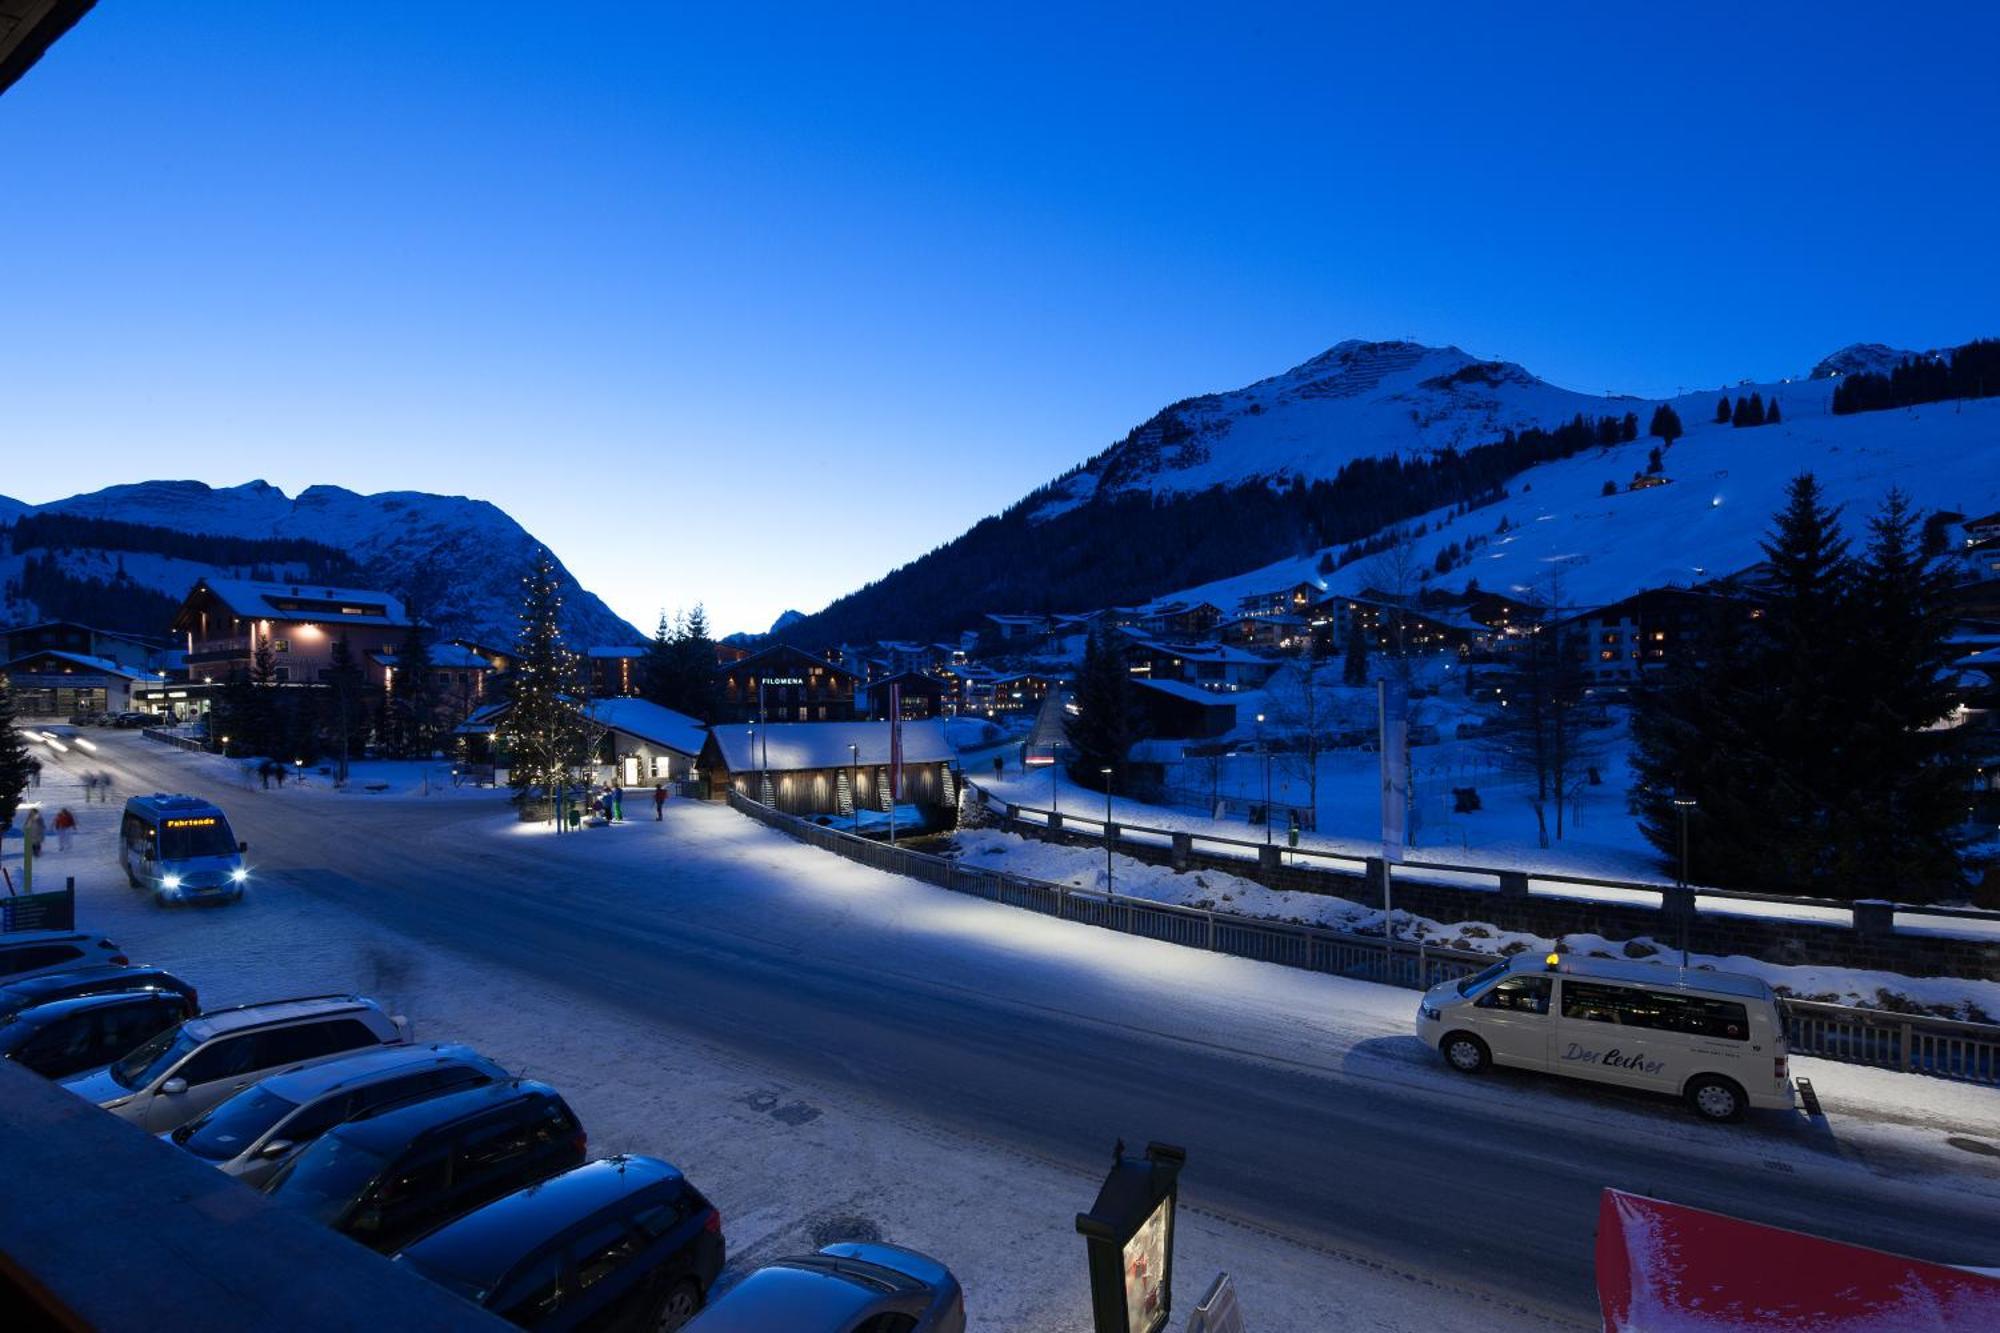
xmin=160 ymin=818 xmax=237 ymax=861
xmin=1455 ymin=961 xmax=1510 ymax=998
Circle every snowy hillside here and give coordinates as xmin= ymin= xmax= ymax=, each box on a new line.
xmin=1031 ymin=339 xmax=1629 ymax=519
xmin=1145 ymin=379 xmax=2000 ymax=615
xmin=0 ymin=480 xmax=639 ymax=647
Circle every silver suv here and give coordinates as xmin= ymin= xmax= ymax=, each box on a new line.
xmin=167 ymin=1043 xmax=506 ymax=1186
xmin=59 ymin=994 xmax=410 ymax=1132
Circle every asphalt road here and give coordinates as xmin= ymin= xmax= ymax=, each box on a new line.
xmin=88 ymin=734 xmax=2000 ymax=1323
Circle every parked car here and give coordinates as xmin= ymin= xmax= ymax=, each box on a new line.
xmin=0 ymin=931 xmax=129 ymax=984
xmin=59 ymin=994 xmax=410 ymax=1132
xmin=682 ymin=1243 xmax=965 ymax=1333
xmin=0 ymin=964 xmax=198 ymax=1023
xmin=262 ymin=1079 xmax=585 ymax=1253
xmin=169 ymin=1043 xmax=508 ymax=1187
xmin=394 ymin=1155 xmax=725 ymax=1331
xmin=0 ymin=991 xmax=193 ymax=1080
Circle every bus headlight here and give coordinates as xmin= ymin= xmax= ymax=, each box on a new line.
xmin=230 ymin=869 xmax=248 ymax=883
xmin=162 ymin=875 xmax=182 ymax=891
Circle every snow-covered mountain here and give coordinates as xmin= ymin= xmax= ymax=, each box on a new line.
xmin=1029 ymin=340 xmax=1627 ymax=520
xmin=778 ymin=335 xmax=1999 ymax=647
xmin=1141 ymin=373 xmax=2000 ymax=616
xmin=0 ymin=480 xmax=640 ymax=647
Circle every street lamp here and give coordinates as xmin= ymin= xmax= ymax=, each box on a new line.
xmin=1672 ymin=794 xmax=1698 ymax=969
xmin=1100 ymin=765 xmax=1115 ymax=901
xmin=1256 ymin=712 xmax=1271 ymax=845
xmin=848 ymin=742 xmax=860 ymax=831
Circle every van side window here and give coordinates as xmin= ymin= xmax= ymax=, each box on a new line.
xmin=1558 ymin=981 xmax=1628 ymax=1025
xmin=1475 ymin=975 xmax=1551 ymax=1015
xmin=1623 ymin=990 xmax=1752 ymax=1041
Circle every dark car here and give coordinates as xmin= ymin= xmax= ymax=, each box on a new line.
xmin=0 ymin=964 xmax=198 ymax=1023
xmin=0 ymin=931 xmax=129 ymax=984
xmin=0 ymin=991 xmax=194 ymax=1080
xmin=262 ymin=1079 xmax=585 ymax=1253
xmin=395 ymin=1155 xmax=725 ymax=1331
xmin=682 ymin=1243 xmax=965 ymax=1333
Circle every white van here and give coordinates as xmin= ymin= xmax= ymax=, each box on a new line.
xmin=1415 ymin=952 xmax=1794 ymax=1122
xmin=120 ymin=794 xmax=249 ymax=906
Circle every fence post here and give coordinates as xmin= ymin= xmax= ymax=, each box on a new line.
xmin=1497 ymin=870 xmax=1530 ymax=899
xmin=1047 ymin=811 xmax=1063 ymax=832
xmin=1258 ymin=844 xmax=1281 ymax=873
xmin=1206 ymin=911 xmax=1215 ymax=952
xmin=1171 ymin=832 xmax=1192 ymax=872
xmin=1852 ymin=899 xmax=1895 ymax=939
xmin=1104 ymin=822 xmax=1120 ymax=845
xmin=1901 ymin=1021 xmax=1915 ymax=1073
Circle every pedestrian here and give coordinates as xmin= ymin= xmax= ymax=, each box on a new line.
xmin=22 ymin=808 xmax=45 ymax=859
xmin=274 ymin=762 xmax=287 ymax=788
xmin=993 ymin=755 xmax=1004 ymax=781
xmin=81 ymin=773 xmax=96 ymax=803
xmin=259 ymin=761 xmax=272 ymax=790
xmin=27 ymin=757 xmax=40 ymax=789
xmin=611 ymin=784 xmax=624 ymax=822
xmin=95 ymin=770 xmax=114 ymax=801
xmin=653 ymin=784 xmax=667 ymax=820
xmin=53 ymin=807 xmax=76 ymax=852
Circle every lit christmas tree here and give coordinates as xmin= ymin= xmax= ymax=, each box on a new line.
xmin=505 ymin=548 xmax=588 ymax=819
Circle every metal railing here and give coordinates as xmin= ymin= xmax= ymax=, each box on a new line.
xmin=965 ymin=782 xmax=2000 ymax=933
xmin=732 ymin=791 xmax=2000 ymax=1085
xmin=142 ymin=728 xmax=209 ymax=753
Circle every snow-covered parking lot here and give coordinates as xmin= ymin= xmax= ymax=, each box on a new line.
xmin=9 ymin=731 xmax=2000 ymax=1328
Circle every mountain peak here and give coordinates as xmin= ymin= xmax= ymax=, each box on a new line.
xmin=1809 ymin=343 xmax=1924 ymax=380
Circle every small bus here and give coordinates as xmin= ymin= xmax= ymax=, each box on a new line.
xmin=120 ymin=794 xmax=249 ymax=906
xmin=1415 ymin=951 xmax=1793 ymax=1122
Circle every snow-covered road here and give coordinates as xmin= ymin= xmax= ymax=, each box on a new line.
xmin=14 ymin=732 xmax=2000 ymax=1328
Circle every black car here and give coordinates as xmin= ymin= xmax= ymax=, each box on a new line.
xmin=0 ymin=991 xmax=194 ymax=1080
xmin=262 ymin=1079 xmax=585 ymax=1253
xmin=395 ymin=1155 xmax=725 ymax=1331
xmin=0 ymin=964 xmax=199 ymax=1023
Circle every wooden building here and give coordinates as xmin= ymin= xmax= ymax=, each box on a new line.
xmin=863 ymin=671 xmax=947 ymax=720
xmin=1 ymin=650 xmax=151 ymax=717
xmin=701 ymin=719 xmax=958 ymax=821
xmin=716 ymin=643 xmax=859 ymax=723
xmin=173 ymin=578 xmax=412 ymax=688
xmin=1131 ymin=677 xmax=1239 ymax=740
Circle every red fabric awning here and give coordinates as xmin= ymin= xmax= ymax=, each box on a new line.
xmin=1598 ymin=1188 xmax=2000 ymax=1330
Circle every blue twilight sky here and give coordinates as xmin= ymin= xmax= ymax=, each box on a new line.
xmin=3 ymin=4 xmax=1997 ymax=637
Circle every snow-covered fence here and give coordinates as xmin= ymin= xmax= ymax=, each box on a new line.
xmin=731 ymin=790 xmax=1503 ymax=992
xmin=734 ymin=790 xmax=2000 ymax=1086
xmin=1782 ymin=1000 xmax=2000 ymax=1084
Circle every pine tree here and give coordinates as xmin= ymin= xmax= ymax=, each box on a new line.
xmin=323 ymin=636 xmax=367 ymax=782
xmin=1746 ymin=392 xmax=1765 ymax=425
xmin=1648 ymin=403 xmax=1683 ymax=446
xmin=1765 ymin=397 xmax=1781 ymax=424
xmin=388 ymin=623 xmax=439 ymax=758
xmin=641 ymin=613 xmax=678 ymax=708
xmin=1646 ymin=446 xmax=1664 ymax=475
xmin=1341 ymin=614 xmax=1369 ymax=686
xmin=505 ymin=548 xmax=588 ymax=810
xmin=1835 ymin=490 xmax=1968 ymax=899
xmin=1620 ymin=411 xmax=1639 ymax=443
xmin=1063 ymin=625 xmax=1144 ymax=791
xmin=1715 ymin=396 xmax=1732 ymax=424
xmin=0 ymin=673 xmax=32 ymax=831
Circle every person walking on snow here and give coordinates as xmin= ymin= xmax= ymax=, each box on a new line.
xmin=653 ymin=784 xmax=666 ymax=820
xmin=22 ymin=808 xmax=46 ymax=859
xmin=611 ymin=784 xmax=624 ymax=822
xmin=53 ymin=808 xmax=76 ymax=853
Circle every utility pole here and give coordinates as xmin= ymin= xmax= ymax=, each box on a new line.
xmin=1100 ymin=765 xmax=1115 ymax=901
xmin=1674 ymin=794 xmax=1697 ymax=970
xmin=1256 ymin=712 xmax=1270 ymax=844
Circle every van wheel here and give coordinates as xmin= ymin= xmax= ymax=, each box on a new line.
xmin=1441 ymin=1032 xmax=1490 ymax=1073
xmin=654 ymin=1279 xmax=703 ymax=1331
xmin=1687 ymin=1075 xmax=1745 ymax=1123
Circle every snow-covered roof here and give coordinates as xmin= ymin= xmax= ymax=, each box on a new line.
xmin=708 ymin=719 xmax=953 ymax=772
xmin=369 ymin=644 xmax=494 ymax=670
xmin=187 ymin=578 xmax=410 ymax=628
xmin=1134 ymin=677 xmax=1242 ymax=708
xmin=584 ymin=697 xmax=707 ymax=757
xmin=1 ymin=650 xmax=153 ymax=680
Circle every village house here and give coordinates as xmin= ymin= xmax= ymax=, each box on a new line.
xmin=0 ymin=648 xmax=153 ymax=718
xmin=1234 ymin=581 xmax=1323 ymax=619
xmin=700 ymin=718 xmax=958 ymax=824
xmin=172 ymin=578 xmax=414 ymax=700
xmin=1558 ymin=586 xmax=1762 ymax=684
xmin=715 ymin=643 xmax=860 ymax=723
xmin=863 ymin=671 xmax=948 ymax=720
xmin=1131 ymin=677 xmax=1240 ymax=740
